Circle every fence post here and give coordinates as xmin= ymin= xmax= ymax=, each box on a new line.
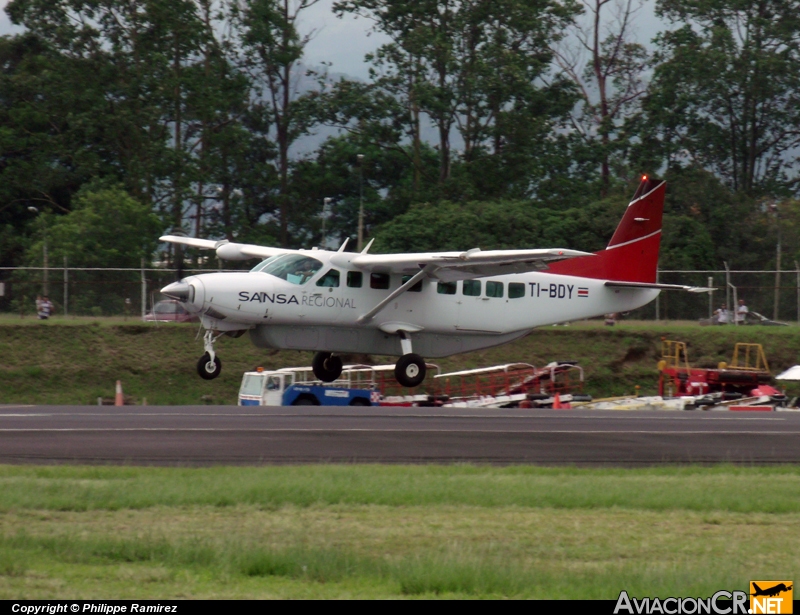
xmin=63 ymin=256 xmax=68 ymax=317
xmin=141 ymin=258 xmax=146 ymax=320
xmin=796 ymin=260 xmax=799 ymax=325
xmin=724 ymin=261 xmax=730 ymax=313
xmin=655 ymin=267 xmax=660 ymax=321
xmin=708 ymin=276 xmax=714 ymax=319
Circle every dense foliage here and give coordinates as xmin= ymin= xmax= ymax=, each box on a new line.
xmin=1 ymin=0 xmax=799 ymax=274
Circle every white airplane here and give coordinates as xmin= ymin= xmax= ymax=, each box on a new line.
xmin=160 ymin=176 xmax=703 ymax=387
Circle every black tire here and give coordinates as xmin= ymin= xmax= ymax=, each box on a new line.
xmin=312 ymin=352 xmax=343 ymax=382
xmin=197 ymin=353 xmax=221 ymax=380
xmin=395 ymin=353 xmax=426 ymax=388
xmin=349 ymin=397 xmax=371 ymax=406
xmin=293 ymin=396 xmax=319 ymax=406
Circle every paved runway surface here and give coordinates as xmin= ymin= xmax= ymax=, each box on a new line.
xmin=1 ymin=404 xmax=799 ymax=466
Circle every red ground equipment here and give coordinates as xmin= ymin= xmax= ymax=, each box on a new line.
xmin=657 ymin=340 xmax=777 ymax=398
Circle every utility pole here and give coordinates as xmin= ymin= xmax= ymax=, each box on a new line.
xmin=357 ymin=154 xmax=364 ymax=251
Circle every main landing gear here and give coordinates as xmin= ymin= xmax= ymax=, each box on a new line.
xmin=394 ymin=331 xmax=426 ymax=387
xmin=312 ymin=332 xmax=427 ymax=388
xmin=197 ymin=330 xmax=224 ymax=380
xmin=312 ymin=352 xmax=343 ymax=382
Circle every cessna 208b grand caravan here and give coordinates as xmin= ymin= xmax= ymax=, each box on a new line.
xmin=160 ymin=176 xmax=702 ymax=387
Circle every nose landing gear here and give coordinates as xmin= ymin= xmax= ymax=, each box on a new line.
xmin=197 ymin=330 xmax=224 ymax=380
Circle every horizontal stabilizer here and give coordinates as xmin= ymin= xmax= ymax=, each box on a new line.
xmin=605 ymin=281 xmax=713 ymax=293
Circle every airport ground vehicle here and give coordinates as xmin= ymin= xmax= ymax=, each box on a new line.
xmin=238 ymin=366 xmax=376 ymax=406
xmin=143 ymin=299 xmax=200 ymax=323
xmin=238 ymin=363 xmax=441 ymax=406
xmin=657 ymin=340 xmax=782 ymax=401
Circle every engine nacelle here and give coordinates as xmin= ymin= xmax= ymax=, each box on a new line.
xmin=215 ymin=242 xmax=252 ymax=261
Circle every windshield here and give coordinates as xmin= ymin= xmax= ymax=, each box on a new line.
xmin=260 ymin=254 xmax=323 ymax=285
xmin=250 ymin=256 xmax=280 ymax=273
xmin=240 ymin=374 xmax=264 ymax=396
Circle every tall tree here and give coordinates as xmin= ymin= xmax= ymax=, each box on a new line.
xmin=334 ymin=0 xmax=580 ymax=196
xmin=230 ymin=0 xmax=323 ymax=248
xmin=553 ymin=0 xmax=649 ymax=196
xmin=638 ymin=0 xmax=800 ymax=195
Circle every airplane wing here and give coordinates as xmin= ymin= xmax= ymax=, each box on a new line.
xmin=331 ymin=248 xmax=593 ymax=282
xmin=159 ymin=235 xmax=291 ymax=261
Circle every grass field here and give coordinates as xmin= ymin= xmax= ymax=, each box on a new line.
xmin=1 ymin=317 xmax=800 ymax=404
xmin=0 ymin=464 xmax=798 ymax=599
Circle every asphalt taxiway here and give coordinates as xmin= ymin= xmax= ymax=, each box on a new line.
xmin=0 ymin=404 xmax=798 ymax=466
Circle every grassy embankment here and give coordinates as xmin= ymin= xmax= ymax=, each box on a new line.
xmin=1 ymin=316 xmax=799 ymax=404
xmin=0 ymin=464 xmax=799 ymax=599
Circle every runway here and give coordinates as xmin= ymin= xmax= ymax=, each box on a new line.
xmin=0 ymin=404 xmax=799 ymax=466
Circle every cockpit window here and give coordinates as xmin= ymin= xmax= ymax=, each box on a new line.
xmin=259 ymin=254 xmax=323 ymax=284
xmin=250 ymin=256 xmax=280 ymax=273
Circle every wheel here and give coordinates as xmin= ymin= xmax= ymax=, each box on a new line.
xmin=197 ymin=353 xmax=221 ymax=380
xmin=349 ymin=397 xmax=371 ymax=406
xmin=312 ymin=352 xmax=343 ymax=382
xmin=395 ymin=353 xmax=426 ymax=387
xmin=293 ymin=396 xmax=319 ymax=406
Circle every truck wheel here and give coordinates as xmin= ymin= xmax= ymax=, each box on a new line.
xmin=293 ymin=396 xmax=319 ymax=406
xmin=197 ymin=353 xmax=221 ymax=380
xmin=312 ymin=352 xmax=343 ymax=382
xmin=395 ymin=353 xmax=426 ymax=387
xmin=349 ymin=397 xmax=371 ymax=406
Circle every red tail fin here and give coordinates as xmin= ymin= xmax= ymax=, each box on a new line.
xmin=548 ymin=177 xmax=665 ymax=283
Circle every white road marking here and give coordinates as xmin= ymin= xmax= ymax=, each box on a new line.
xmin=0 ymin=428 xmax=796 ymax=434
xmin=0 ymin=412 xmax=787 ymax=421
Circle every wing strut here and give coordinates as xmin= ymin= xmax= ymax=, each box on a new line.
xmin=356 ymin=266 xmax=434 ymax=325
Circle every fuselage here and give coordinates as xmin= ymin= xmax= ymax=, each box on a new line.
xmin=174 ymin=250 xmax=658 ymax=357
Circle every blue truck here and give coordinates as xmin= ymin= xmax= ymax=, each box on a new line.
xmin=238 ymin=366 xmax=377 ymax=406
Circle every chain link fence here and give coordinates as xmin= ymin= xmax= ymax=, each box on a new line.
xmin=0 ymin=266 xmax=245 ymax=318
xmin=1 ymin=266 xmax=799 ymax=323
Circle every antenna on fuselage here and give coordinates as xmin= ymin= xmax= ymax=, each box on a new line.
xmin=337 ymin=238 xmax=349 ymax=252
xmin=361 ymin=238 xmax=374 ymax=254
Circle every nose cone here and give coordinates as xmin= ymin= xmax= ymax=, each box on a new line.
xmin=161 ymin=281 xmax=192 ymax=303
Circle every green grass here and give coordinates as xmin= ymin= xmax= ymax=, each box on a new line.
xmin=1 ymin=464 xmax=800 ymax=513
xmin=1 ymin=318 xmax=800 ymax=404
xmin=0 ymin=464 xmax=798 ymax=598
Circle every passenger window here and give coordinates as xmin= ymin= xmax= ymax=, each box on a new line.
xmin=486 ymin=281 xmax=504 ymax=298
xmin=370 ymin=273 xmax=390 ymax=290
xmin=347 ymin=271 xmax=363 ymax=288
xmin=462 ymin=280 xmax=481 ymax=296
xmin=437 ymin=281 xmax=457 ymax=295
xmin=316 ymin=269 xmax=340 ymax=287
xmin=509 ymin=283 xmax=525 ymax=299
xmin=402 ymin=275 xmax=423 ymax=292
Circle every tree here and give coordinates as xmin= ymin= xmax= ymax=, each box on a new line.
xmin=230 ymin=0 xmax=325 ymax=248
xmin=553 ymin=0 xmax=649 ymax=196
xmin=334 ymin=0 xmax=581 ymax=199
xmin=638 ymin=0 xmax=800 ymax=196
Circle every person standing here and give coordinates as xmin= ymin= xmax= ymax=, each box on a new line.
xmin=735 ymin=299 xmax=749 ymax=324
xmin=38 ymin=295 xmax=52 ymax=320
xmin=714 ymin=304 xmax=729 ymax=325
